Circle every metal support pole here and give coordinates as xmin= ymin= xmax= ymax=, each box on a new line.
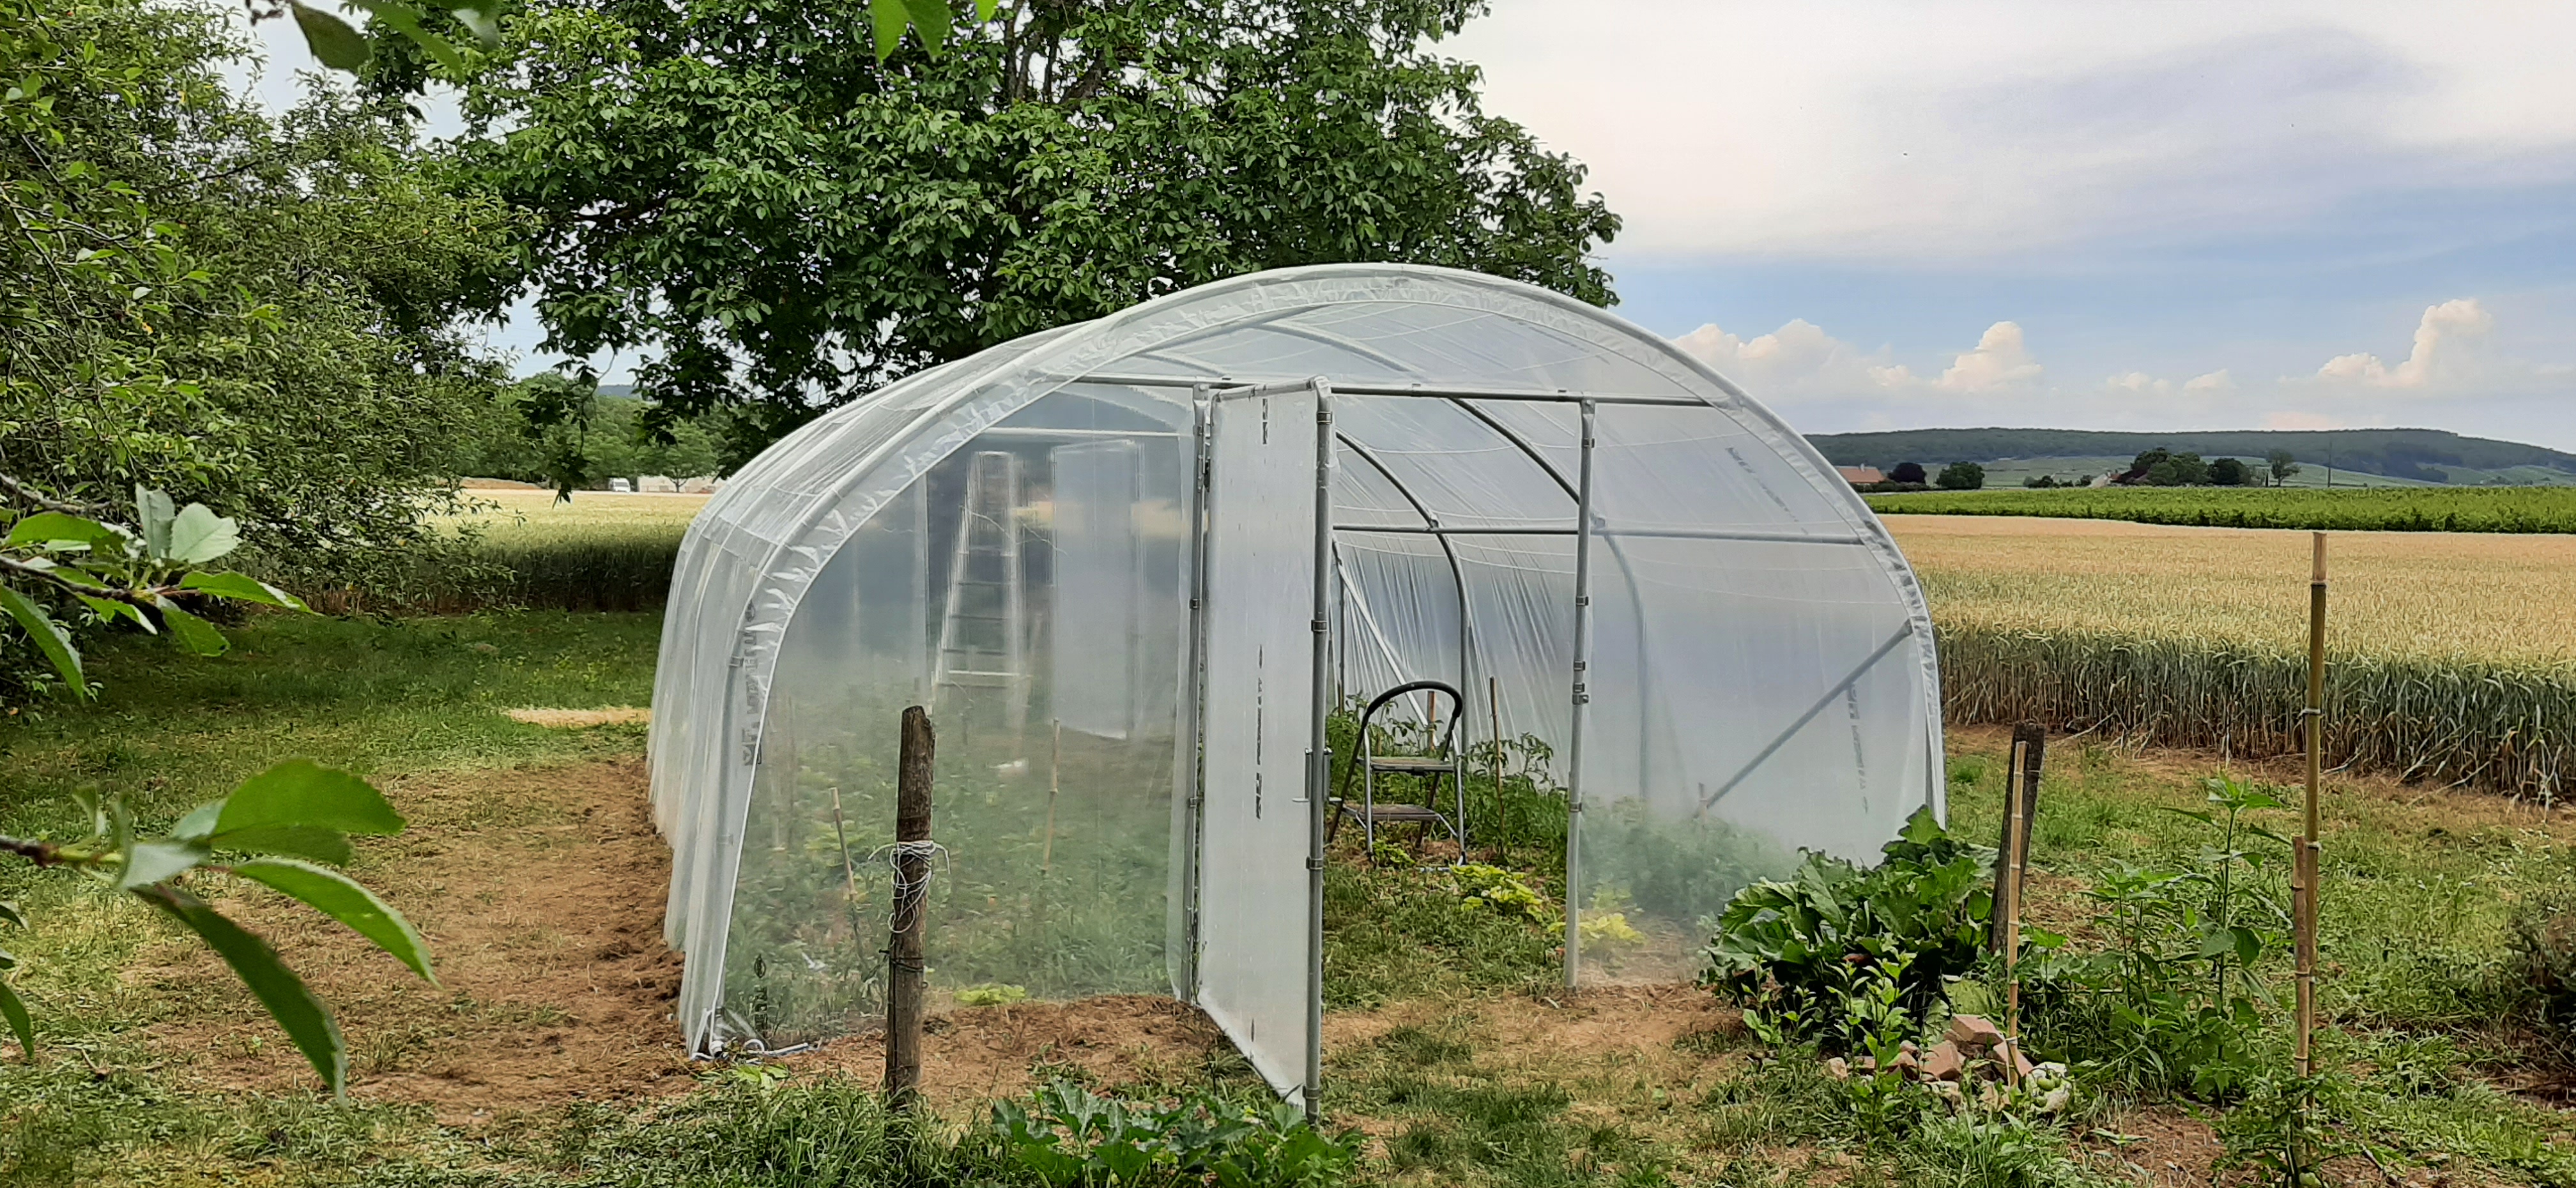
xmin=1304 ymin=379 xmax=1336 ymax=1121
xmin=1563 ymin=399 xmax=1598 ymax=990
xmin=1177 ymin=388 xmax=1213 ymax=994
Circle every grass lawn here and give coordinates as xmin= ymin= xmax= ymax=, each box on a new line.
xmin=3 ymin=611 xmax=2574 ymax=1185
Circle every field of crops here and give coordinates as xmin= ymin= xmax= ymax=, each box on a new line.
xmin=1867 ymin=484 xmax=2576 ymax=533
xmin=1887 ymin=516 xmax=2576 ymax=794
xmin=443 ymin=489 xmax=705 ymax=611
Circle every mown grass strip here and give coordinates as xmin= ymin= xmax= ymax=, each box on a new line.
xmin=1869 ymin=485 xmax=2576 ymax=533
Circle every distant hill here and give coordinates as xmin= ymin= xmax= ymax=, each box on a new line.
xmin=1805 ymin=427 xmax=2576 ymax=487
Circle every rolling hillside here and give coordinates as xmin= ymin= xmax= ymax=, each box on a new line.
xmin=1807 ymin=427 xmax=2576 ymax=486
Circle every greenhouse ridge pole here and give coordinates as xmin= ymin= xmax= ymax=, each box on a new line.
xmin=1563 ymin=399 xmax=1597 ymax=991
xmin=1305 ymin=378 xmax=1337 ymax=1122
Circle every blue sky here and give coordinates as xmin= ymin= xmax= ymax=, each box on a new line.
xmin=1450 ymin=0 xmax=2576 ymax=447
xmin=236 ymin=1 xmax=2576 ymax=448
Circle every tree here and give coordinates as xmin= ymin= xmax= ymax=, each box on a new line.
xmin=2023 ymin=475 xmax=2058 ymax=489
xmin=453 ymin=0 xmax=1625 ymax=466
xmin=2207 ymin=457 xmax=2249 ymax=486
xmin=3 ymin=0 xmax=518 ymax=597
xmin=0 ymin=478 xmax=431 ymax=1095
xmin=1935 ymin=462 xmax=1985 ymax=491
xmin=1889 ymin=462 xmax=1929 ymax=485
xmin=2267 ymin=449 xmax=2301 ymax=486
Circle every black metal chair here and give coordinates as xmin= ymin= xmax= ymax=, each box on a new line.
xmin=1329 ymin=680 xmax=1468 ymax=860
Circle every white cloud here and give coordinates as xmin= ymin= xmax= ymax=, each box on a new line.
xmin=2310 ymin=298 xmax=2494 ymax=389
xmin=1677 ymin=319 xmax=2044 ymax=397
xmin=2101 ymin=369 xmax=2236 ymax=399
xmin=1448 ymin=1 xmax=2576 ymax=259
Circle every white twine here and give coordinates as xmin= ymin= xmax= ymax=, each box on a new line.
xmin=864 ymin=840 xmax=951 ymax=927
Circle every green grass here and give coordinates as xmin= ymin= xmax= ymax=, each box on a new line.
xmin=1866 ymin=484 xmax=2576 ymax=532
xmin=10 ymin=609 xmax=2576 ymax=1186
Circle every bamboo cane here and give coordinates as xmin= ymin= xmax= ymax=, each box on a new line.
xmin=2297 ymin=533 xmax=2326 ymax=1076
xmin=1042 ymin=719 xmax=1061 ymax=876
xmin=1489 ymin=676 xmax=1503 ymax=862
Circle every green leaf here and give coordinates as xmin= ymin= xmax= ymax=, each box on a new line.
xmin=3 ymin=512 xmax=114 ymax=551
xmin=229 ymin=859 xmax=434 ymax=983
xmin=0 ymin=901 xmax=20 ymax=928
xmin=135 ymin=885 xmax=345 ymax=1096
xmin=116 ymin=839 xmax=210 ymax=890
xmin=171 ymin=802 xmax=224 ymax=842
xmin=134 ymin=487 xmax=176 ymax=560
xmin=0 ymin=977 xmax=29 ymax=1061
xmin=216 ymin=760 xmax=404 ymax=837
xmin=0 ymin=586 xmax=86 ymax=700
xmin=178 ymin=571 xmax=310 ymax=612
xmin=901 ymin=0 xmax=950 ymax=50
xmin=158 ymin=602 xmax=227 ymax=657
xmin=163 ymin=504 xmax=241 ymax=565
xmin=75 ymin=594 xmax=150 ymax=630
xmin=974 ymin=0 xmax=997 ymax=20
xmin=291 ymin=2 xmax=373 ymax=70
xmin=211 ymin=825 xmax=353 ymax=867
xmin=347 ymin=0 xmax=468 ymax=71
xmin=869 ymin=0 xmax=908 ymax=59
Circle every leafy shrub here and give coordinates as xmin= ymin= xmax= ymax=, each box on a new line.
xmin=988 ymin=1081 xmax=1358 ymax=1187
xmin=1701 ymin=807 xmax=1993 ymax=1044
xmin=1450 ymin=864 xmax=1547 ymax=923
xmin=2016 ymin=777 xmax=2289 ymax=1100
xmin=1586 ymin=803 xmax=1788 ymax=929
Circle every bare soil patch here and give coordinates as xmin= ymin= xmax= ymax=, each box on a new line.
xmin=788 ymin=995 xmax=1227 ymax=1114
xmin=137 ymin=760 xmax=695 ymax=1120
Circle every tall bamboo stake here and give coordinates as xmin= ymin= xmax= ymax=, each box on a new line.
xmin=1042 ymin=719 xmax=1061 ymax=875
xmin=2000 ymin=733 xmax=2029 ymax=1087
xmin=2296 ymin=534 xmax=2326 ymax=1076
xmin=1489 ymin=677 xmax=1502 ymax=863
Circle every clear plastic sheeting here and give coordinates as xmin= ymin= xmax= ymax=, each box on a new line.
xmin=648 ymin=264 xmax=1942 ymax=1087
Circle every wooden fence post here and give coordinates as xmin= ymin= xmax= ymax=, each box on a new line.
xmin=886 ymin=705 xmax=935 ymax=1106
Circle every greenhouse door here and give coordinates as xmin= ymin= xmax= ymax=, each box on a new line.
xmin=1193 ymin=382 xmax=1327 ymax=1106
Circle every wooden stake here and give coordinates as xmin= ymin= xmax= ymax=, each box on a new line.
xmin=1489 ymin=676 xmax=1503 ymax=863
xmin=886 ymin=705 xmax=935 ymax=1106
xmin=1043 ymin=719 xmax=1061 ymax=875
xmin=2296 ymin=534 xmax=2326 ymax=1078
xmin=1999 ymin=730 xmax=2035 ymax=1087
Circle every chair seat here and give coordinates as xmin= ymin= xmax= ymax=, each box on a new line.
xmin=1367 ymin=756 xmax=1456 ymax=773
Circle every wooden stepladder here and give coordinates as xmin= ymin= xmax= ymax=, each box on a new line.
xmin=931 ymin=451 xmax=1031 ymax=738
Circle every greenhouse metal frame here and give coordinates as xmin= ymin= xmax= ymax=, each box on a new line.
xmin=648 ymin=264 xmax=1944 ymax=1111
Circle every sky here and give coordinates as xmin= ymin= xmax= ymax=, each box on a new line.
xmin=233 ymin=2 xmax=2576 ymax=447
xmin=1445 ymin=0 xmax=2576 ymax=446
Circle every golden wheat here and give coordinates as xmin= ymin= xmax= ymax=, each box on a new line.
xmin=1885 ymin=517 xmax=2576 ymax=795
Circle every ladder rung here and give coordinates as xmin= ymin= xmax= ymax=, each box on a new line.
xmin=1369 ymin=757 xmax=1455 ymax=773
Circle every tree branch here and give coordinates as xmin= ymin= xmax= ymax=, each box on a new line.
xmin=0 ymin=471 xmax=95 ymax=515
xmin=0 ymin=835 xmax=62 ymax=867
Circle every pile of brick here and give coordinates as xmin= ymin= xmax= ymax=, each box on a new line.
xmin=1822 ymin=1013 xmax=2072 ymax=1113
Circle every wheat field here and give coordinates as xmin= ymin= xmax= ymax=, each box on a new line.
xmin=1885 ymin=516 xmax=2576 ymax=795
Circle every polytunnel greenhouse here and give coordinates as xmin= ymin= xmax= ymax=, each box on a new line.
xmin=647 ymin=263 xmax=1944 ymax=1106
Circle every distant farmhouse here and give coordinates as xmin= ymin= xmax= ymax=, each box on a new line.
xmin=1836 ymin=466 xmax=1885 ymax=487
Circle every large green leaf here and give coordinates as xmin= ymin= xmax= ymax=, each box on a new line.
xmin=900 ymin=0 xmax=950 ymax=50
xmin=215 ymin=761 xmax=404 ymax=836
xmin=136 ymin=885 xmax=345 ymax=1095
xmin=346 ymin=0 xmax=467 ymax=72
xmin=116 ymin=839 xmax=210 ymax=890
xmin=178 ymin=571 xmax=310 ymax=612
xmin=157 ymin=602 xmax=228 ymax=657
xmin=868 ymin=0 xmax=909 ymax=59
xmin=231 ymin=858 xmax=434 ymax=983
xmin=162 ymin=504 xmax=242 ymax=565
xmin=0 ymin=977 xmax=29 ymax=1061
xmin=0 ymin=586 xmax=86 ymax=699
xmin=290 ymin=1 xmax=372 ymax=70
xmin=3 ymin=512 xmax=115 ymax=552
xmin=134 ymin=487 xmax=176 ymax=560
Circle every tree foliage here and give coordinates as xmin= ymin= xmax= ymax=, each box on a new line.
xmin=1933 ymin=462 xmax=1984 ymax=491
xmin=1 ymin=0 xmax=518 ymax=597
xmin=455 ymin=0 xmax=1623 ymax=463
